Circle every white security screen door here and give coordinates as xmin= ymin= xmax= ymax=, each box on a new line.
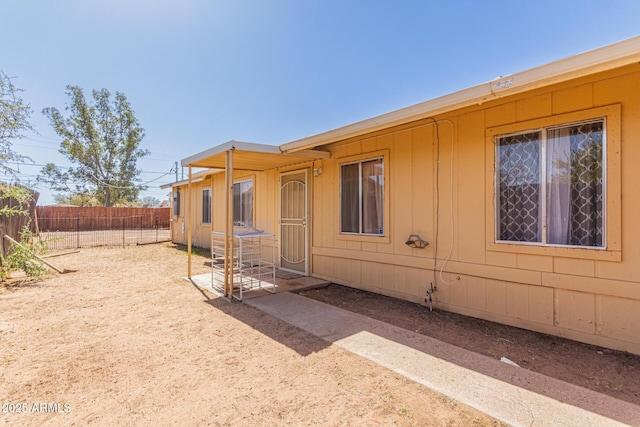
xmin=280 ymin=170 xmax=308 ymax=274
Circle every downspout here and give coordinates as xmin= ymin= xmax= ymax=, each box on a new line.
xmin=187 ymin=165 xmax=192 ymax=279
xmin=424 ymin=118 xmax=460 ymax=311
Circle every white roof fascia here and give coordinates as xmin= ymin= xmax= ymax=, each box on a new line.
xmin=281 ymin=35 xmax=640 ymax=153
xmin=160 ymin=177 xmax=204 ymax=189
xmin=181 ymin=140 xmax=281 ymax=167
xmin=159 ymin=168 xmax=223 ymax=189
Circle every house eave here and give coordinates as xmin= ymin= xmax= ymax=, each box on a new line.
xmin=181 ymin=140 xmax=329 ymax=171
xmin=280 ymin=35 xmax=640 ymax=153
xmin=160 ymin=168 xmax=223 ymax=189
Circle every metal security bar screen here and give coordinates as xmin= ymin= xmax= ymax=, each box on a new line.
xmin=496 ymin=119 xmax=604 ymax=248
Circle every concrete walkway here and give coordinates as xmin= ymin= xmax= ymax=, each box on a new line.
xmin=245 ymin=292 xmax=640 ymax=427
xmin=189 ymin=272 xmax=329 ymax=300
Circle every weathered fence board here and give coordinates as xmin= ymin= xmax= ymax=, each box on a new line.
xmin=34 ymin=206 xmax=171 ymax=249
xmin=0 ymin=185 xmax=39 ymax=258
xmin=36 ymin=206 xmax=170 ymax=231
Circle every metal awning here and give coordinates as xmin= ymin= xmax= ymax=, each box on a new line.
xmin=181 ymin=140 xmax=329 ymax=170
xmin=182 ymin=140 xmax=328 ymax=293
xmin=159 ymin=168 xmax=223 ymax=189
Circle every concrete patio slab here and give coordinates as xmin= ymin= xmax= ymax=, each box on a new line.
xmin=188 ymin=272 xmax=330 ymax=299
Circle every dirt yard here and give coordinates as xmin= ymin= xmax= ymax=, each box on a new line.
xmin=299 ymin=285 xmax=640 ymax=407
xmin=0 ymin=243 xmax=502 ymax=426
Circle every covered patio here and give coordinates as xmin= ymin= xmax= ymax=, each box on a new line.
xmin=189 ymin=269 xmax=330 ymax=300
xmin=180 ymin=140 xmax=330 ymax=299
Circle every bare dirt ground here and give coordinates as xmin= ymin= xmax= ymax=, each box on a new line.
xmin=299 ymin=285 xmax=640 ymax=407
xmin=0 ymin=243 xmax=502 ymax=426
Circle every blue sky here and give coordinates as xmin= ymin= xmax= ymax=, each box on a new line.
xmin=2 ymin=0 xmax=640 ymax=205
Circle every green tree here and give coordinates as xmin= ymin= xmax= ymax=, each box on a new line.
xmin=140 ymin=196 xmax=160 ymax=208
xmin=0 ymin=73 xmax=47 ymax=280
xmin=0 ymin=184 xmax=48 ymax=281
xmin=39 ymin=86 xmax=149 ymax=206
xmin=0 ymin=71 xmax=33 ymax=172
xmin=52 ymin=192 xmax=100 ymax=207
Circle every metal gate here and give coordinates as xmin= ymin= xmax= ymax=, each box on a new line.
xmin=279 ymin=170 xmax=308 ymax=274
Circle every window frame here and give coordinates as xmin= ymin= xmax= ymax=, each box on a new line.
xmin=232 ymin=178 xmax=254 ymax=227
xmin=485 ymin=104 xmax=621 ymax=262
xmin=202 ymin=188 xmax=211 ymax=224
xmin=494 ymin=118 xmax=606 ymax=249
xmin=339 ymin=156 xmax=385 ymax=236
xmin=173 ymin=190 xmax=180 ymax=216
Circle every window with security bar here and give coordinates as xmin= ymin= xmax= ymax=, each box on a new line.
xmin=496 ymin=119 xmax=604 ymax=248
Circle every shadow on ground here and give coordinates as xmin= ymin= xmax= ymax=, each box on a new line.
xmin=299 ymin=284 xmax=640 ymax=407
xmin=201 ymin=291 xmax=332 ymax=357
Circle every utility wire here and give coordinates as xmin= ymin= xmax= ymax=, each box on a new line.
xmin=2 ymin=161 xmax=175 ymax=176
xmin=16 ymin=135 xmax=181 ymax=160
xmin=85 ymin=170 xmax=174 ymax=190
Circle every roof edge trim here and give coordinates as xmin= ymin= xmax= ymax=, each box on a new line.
xmin=160 ymin=168 xmax=223 ymax=188
xmin=281 ymin=35 xmax=640 ymax=153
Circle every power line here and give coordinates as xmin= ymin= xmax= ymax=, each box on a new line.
xmin=18 ymin=135 xmax=182 ymax=160
xmin=19 ymin=135 xmax=61 ymax=144
xmin=83 ymin=169 xmax=175 ymax=190
xmin=1 ymin=161 xmax=176 ymax=176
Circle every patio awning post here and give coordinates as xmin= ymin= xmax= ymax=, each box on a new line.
xmin=223 ymin=152 xmax=228 ymax=296
xmin=187 ymin=165 xmax=192 ymax=279
xmin=224 ymin=149 xmax=234 ymax=298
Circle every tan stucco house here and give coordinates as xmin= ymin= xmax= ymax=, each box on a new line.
xmin=164 ymin=36 xmax=640 ymax=355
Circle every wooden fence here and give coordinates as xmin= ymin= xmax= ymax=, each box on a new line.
xmin=0 ymin=185 xmax=39 ymax=258
xmin=34 ymin=206 xmax=171 ymax=249
xmin=36 ymin=206 xmax=170 ymax=232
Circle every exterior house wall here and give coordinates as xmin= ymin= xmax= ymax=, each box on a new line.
xmin=170 ymin=186 xmax=185 ymax=245
xmin=210 ymin=169 xmax=280 ymax=236
xmin=172 ymin=62 xmax=640 ymax=355
xmin=170 ymin=169 xmax=289 ymax=249
xmin=170 ymin=179 xmax=211 ymax=247
xmin=310 ymin=63 xmax=640 ymax=355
